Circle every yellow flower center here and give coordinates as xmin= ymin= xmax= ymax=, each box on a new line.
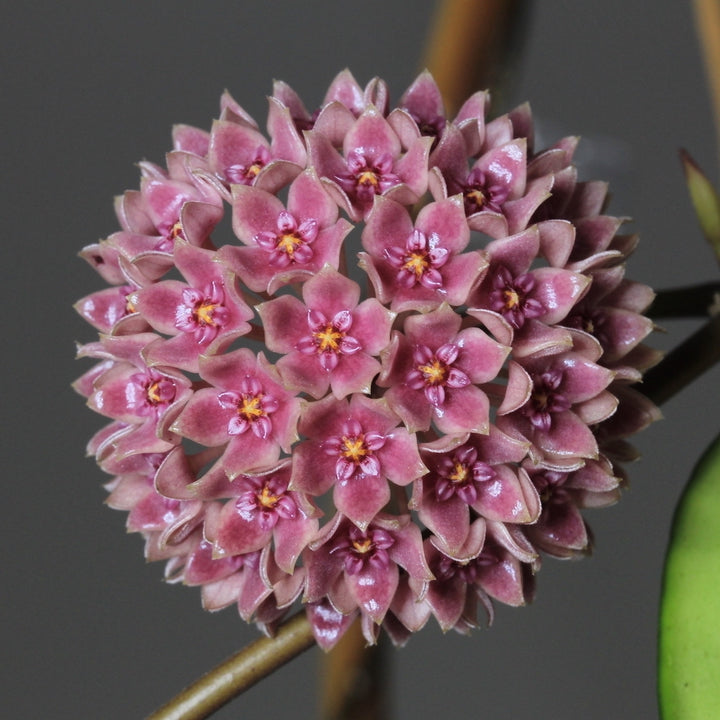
xmin=276 ymin=232 xmax=302 ymax=255
xmin=257 ymin=484 xmax=279 ymax=509
xmin=169 ymin=220 xmax=184 ymax=241
xmin=246 ymin=162 xmax=263 ymax=179
xmin=465 ymin=187 xmax=486 ymax=209
xmin=352 ymin=538 xmax=374 ymax=554
xmin=314 ymin=324 xmax=344 ymax=352
xmin=418 ymin=358 xmax=447 ymax=385
xmin=403 ymin=251 xmax=430 ymax=277
xmin=449 ymin=462 xmax=469 ymax=484
xmin=357 ymin=170 xmax=380 ymax=188
xmin=146 ymin=381 xmax=164 ymax=405
xmin=532 ymin=391 xmax=549 ymax=412
xmin=194 ymin=301 xmax=219 ymax=326
xmin=239 ymin=395 xmax=265 ymax=420
xmin=125 ymin=295 xmax=137 ymax=314
xmin=503 ymin=288 xmax=521 ymax=309
xmin=341 ymin=436 xmax=367 ymax=462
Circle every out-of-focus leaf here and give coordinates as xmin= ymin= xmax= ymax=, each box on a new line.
xmin=659 ymin=431 xmax=720 ymax=719
xmin=681 ymin=149 xmax=720 ymax=263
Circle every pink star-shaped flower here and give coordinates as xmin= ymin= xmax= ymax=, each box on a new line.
xmin=360 ymin=195 xmax=487 ymax=313
xmin=290 ymin=393 xmax=427 ymax=529
xmin=258 ymin=265 xmax=394 ymax=399
xmin=379 ymin=304 xmax=509 ymax=434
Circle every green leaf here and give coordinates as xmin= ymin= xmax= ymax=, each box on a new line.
xmin=681 ymin=149 xmax=720 ymax=264
xmin=659 ymin=431 xmax=720 ymax=719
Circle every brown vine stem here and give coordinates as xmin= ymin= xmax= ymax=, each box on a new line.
xmin=424 ymin=0 xmax=531 ymax=114
xmin=320 ymin=620 xmax=389 ymax=720
xmin=146 ymin=612 xmax=315 ymax=720
xmin=693 ymin=0 xmax=720 ymax=167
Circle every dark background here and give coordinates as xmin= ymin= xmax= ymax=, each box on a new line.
xmin=3 ymin=2 xmax=719 ymax=718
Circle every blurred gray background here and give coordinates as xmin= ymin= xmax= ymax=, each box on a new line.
xmin=3 ymin=1 xmax=719 ymax=718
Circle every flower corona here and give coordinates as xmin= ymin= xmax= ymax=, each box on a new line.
xmin=74 ymin=70 xmax=659 ymax=649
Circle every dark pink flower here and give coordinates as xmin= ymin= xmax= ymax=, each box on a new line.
xmin=308 ymin=105 xmax=431 ymax=220
xmin=412 ymin=426 xmax=537 ymax=558
xmin=132 ymin=240 xmax=254 ymax=372
xmin=171 ymin=348 xmax=301 ymax=478
xmin=360 ymin=195 xmax=487 ymax=312
xmin=304 ymin=513 xmax=432 ymax=624
xmin=258 ymin=265 xmax=393 ymax=399
xmin=220 ymin=169 xmax=352 ymax=293
xmin=290 ymin=393 xmax=426 ymax=529
xmin=379 ymin=303 xmax=509 ymax=434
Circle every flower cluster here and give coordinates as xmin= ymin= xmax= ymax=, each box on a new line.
xmin=74 ymin=70 xmax=659 ymax=649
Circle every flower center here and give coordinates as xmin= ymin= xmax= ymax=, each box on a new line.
xmin=489 ymin=266 xmax=543 ymax=329
xmin=146 ymin=380 xmax=171 ymax=405
xmin=566 ymin=310 xmax=608 ymax=346
xmin=225 ymin=146 xmax=270 ymax=185
xmin=121 ymin=285 xmax=137 ymax=314
xmin=403 ymin=251 xmax=430 ymax=277
xmin=433 ymin=446 xmax=494 ymax=503
xmin=276 ymin=232 xmax=303 ymax=256
xmin=523 ymin=371 xmax=571 ymax=431
xmin=314 ymin=324 xmax=344 ymax=353
xmin=464 ymin=187 xmax=486 ymax=212
xmin=194 ymin=301 xmax=220 ymax=326
xmin=239 ymin=394 xmax=264 ymax=420
xmin=218 ymin=378 xmax=279 ymax=439
xmin=176 ymin=282 xmax=229 ymax=343
xmin=341 ymin=435 xmax=368 ymax=462
xmin=352 ymin=537 xmax=374 ymax=554
xmin=449 ymin=461 xmax=469 ymax=484
xmin=246 ymin=162 xmax=262 ymax=179
xmin=418 ymin=358 xmax=447 ymax=386
xmin=254 ymin=211 xmax=318 ymax=268
xmin=235 ymin=475 xmax=297 ymax=531
xmin=384 ymin=229 xmax=448 ymax=290
xmin=357 ymin=170 xmax=380 ymax=188
xmin=129 ymin=371 xmax=177 ymax=417
xmin=338 ymin=150 xmax=400 ymax=206
xmin=503 ymin=288 xmax=521 ymax=309
xmin=332 ymin=525 xmax=395 ymax=575
xmin=154 ymin=218 xmax=184 ymax=253
xmin=406 ymin=343 xmax=470 ymax=406
xmin=169 ymin=220 xmax=184 ymax=241
xmin=257 ymin=484 xmax=279 ymax=510
xmin=297 ymin=309 xmax=361 ymax=372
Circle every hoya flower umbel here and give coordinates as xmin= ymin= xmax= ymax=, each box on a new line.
xmin=75 ymin=70 xmax=657 ymax=650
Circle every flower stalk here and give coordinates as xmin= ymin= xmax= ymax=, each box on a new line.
xmin=147 ymin=612 xmax=315 ymax=720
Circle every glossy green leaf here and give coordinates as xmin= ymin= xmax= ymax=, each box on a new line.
xmin=681 ymin=149 xmax=720 ymax=264
xmin=659 ymin=431 xmax=720 ymax=719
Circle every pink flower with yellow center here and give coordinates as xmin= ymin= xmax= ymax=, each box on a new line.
xmin=259 ymin=265 xmax=394 ymax=399
xmin=75 ymin=71 xmax=658 ymax=650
